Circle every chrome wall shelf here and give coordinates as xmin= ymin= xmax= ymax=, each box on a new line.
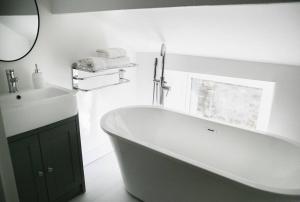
xmin=71 ymin=63 xmax=137 ymax=92
xmin=72 ymin=62 xmax=137 ymax=73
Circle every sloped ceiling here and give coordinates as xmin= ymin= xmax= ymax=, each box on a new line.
xmin=80 ymin=3 xmax=300 ymax=65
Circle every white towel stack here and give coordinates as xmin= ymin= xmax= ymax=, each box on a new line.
xmin=73 ymin=57 xmax=106 ymax=72
xmin=96 ymin=48 xmax=127 ymax=59
xmin=74 ymin=48 xmax=130 ymax=72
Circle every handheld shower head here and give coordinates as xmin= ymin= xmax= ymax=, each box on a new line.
xmin=154 ymin=58 xmax=158 ymax=80
xmin=160 ymin=43 xmax=166 ymax=57
xmin=160 ymin=43 xmax=167 ymax=80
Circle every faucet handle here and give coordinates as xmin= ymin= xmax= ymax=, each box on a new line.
xmin=162 ymin=82 xmax=171 ymax=96
xmin=10 ymin=77 xmax=18 ymax=82
xmin=165 ymin=86 xmax=171 ymax=96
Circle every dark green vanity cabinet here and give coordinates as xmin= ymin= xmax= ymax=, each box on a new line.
xmin=8 ymin=115 xmax=85 ymax=202
xmin=0 ymin=176 xmax=5 ymax=202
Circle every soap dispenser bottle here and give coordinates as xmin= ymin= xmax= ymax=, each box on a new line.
xmin=32 ymin=64 xmax=44 ymax=89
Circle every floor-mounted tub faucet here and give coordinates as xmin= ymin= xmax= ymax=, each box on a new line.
xmin=6 ymin=69 xmax=19 ymax=93
xmin=152 ymin=44 xmax=171 ymax=106
xmin=152 ymin=58 xmax=160 ymax=105
xmin=159 ymin=43 xmax=171 ymax=106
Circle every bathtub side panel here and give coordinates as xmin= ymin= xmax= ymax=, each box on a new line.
xmin=110 ymin=135 xmax=300 ymax=202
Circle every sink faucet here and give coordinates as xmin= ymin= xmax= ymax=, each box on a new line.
xmin=6 ymin=69 xmax=19 ymax=93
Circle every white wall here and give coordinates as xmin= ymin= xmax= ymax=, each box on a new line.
xmin=77 ymin=69 xmax=137 ymax=165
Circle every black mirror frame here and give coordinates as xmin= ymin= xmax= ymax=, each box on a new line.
xmin=0 ymin=0 xmax=40 ymax=62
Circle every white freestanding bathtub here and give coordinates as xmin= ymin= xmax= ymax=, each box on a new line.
xmin=101 ymin=106 xmax=300 ymax=202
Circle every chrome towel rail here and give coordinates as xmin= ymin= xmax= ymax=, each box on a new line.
xmin=71 ymin=63 xmax=137 ymax=92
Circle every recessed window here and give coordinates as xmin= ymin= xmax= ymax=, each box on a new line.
xmin=165 ymin=70 xmax=275 ymax=131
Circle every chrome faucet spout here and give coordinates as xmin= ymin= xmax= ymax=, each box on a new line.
xmin=6 ymin=69 xmax=19 ymax=93
xmin=152 ymin=44 xmax=171 ymax=106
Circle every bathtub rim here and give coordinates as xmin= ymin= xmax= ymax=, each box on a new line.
xmin=100 ymin=105 xmax=300 ymax=196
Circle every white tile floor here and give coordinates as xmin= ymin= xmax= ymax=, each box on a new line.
xmin=71 ymin=152 xmax=141 ymax=202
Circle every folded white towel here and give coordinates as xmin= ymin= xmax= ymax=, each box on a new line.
xmin=74 ymin=56 xmax=131 ymax=72
xmin=106 ymin=56 xmax=130 ymax=68
xmin=73 ymin=57 xmax=106 ymax=72
xmin=96 ymin=48 xmax=127 ymax=59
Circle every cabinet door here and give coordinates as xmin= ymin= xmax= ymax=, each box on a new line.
xmin=9 ymin=135 xmax=48 ymax=202
xmin=0 ymin=177 xmax=5 ymax=202
xmin=39 ymin=121 xmax=82 ymax=201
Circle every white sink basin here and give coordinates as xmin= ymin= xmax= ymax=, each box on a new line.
xmin=0 ymin=85 xmax=78 ymax=137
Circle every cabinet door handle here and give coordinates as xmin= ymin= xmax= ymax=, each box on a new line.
xmin=38 ymin=171 xmax=44 ymax=177
xmin=47 ymin=167 xmax=54 ymax=173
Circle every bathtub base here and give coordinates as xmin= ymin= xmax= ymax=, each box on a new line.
xmin=111 ymin=136 xmax=300 ymax=202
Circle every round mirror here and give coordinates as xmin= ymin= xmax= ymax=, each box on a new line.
xmin=0 ymin=0 xmax=39 ymax=62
